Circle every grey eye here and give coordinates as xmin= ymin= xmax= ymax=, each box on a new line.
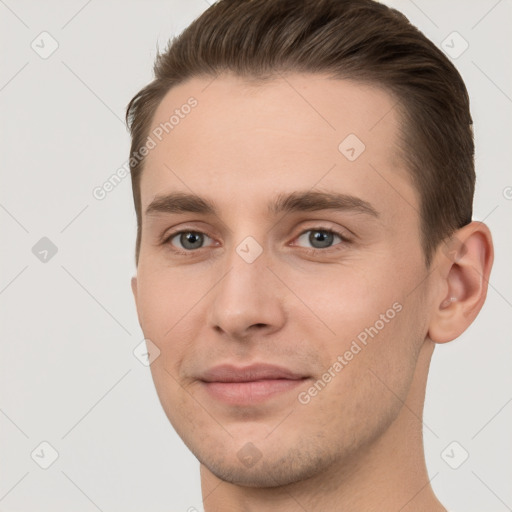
xmin=297 ymin=229 xmax=342 ymax=249
xmin=172 ymin=231 xmax=211 ymax=251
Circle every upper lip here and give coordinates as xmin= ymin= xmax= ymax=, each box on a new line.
xmin=200 ymin=364 xmax=307 ymax=383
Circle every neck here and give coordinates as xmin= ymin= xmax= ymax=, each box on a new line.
xmin=200 ymin=340 xmax=446 ymax=512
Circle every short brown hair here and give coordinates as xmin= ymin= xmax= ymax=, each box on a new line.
xmin=126 ymin=0 xmax=474 ymax=267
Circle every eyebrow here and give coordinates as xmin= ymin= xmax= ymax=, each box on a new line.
xmin=145 ymin=190 xmax=380 ymax=219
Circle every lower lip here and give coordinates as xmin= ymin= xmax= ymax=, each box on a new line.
xmin=201 ymin=378 xmax=307 ymax=405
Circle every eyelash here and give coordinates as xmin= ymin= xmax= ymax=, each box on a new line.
xmin=161 ymin=227 xmax=351 ymax=256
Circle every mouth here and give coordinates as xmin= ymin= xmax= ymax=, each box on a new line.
xmin=198 ymin=363 xmax=310 ymax=405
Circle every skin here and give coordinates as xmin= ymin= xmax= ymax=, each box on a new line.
xmin=131 ymin=73 xmax=494 ymax=511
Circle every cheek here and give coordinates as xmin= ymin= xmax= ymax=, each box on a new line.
xmin=313 ymin=300 xmax=420 ymax=428
xmin=290 ymin=262 xmax=397 ymax=338
xmin=136 ymin=265 xmax=199 ymax=337
xmin=135 ymin=269 xmax=196 ymax=384
xmin=135 ymin=268 xmax=199 ymax=425
xmin=297 ymin=261 xmax=421 ymax=383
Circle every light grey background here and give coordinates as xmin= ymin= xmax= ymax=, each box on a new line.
xmin=1 ymin=0 xmax=511 ymax=511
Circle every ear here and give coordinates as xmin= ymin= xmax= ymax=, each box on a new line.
xmin=131 ymin=275 xmax=138 ymax=300
xmin=131 ymin=275 xmax=143 ymax=328
xmin=428 ymin=221 xmax=494 ymax=344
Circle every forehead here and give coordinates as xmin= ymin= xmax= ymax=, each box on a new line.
xmin=141 ymin=73 xmax=415 ymax=222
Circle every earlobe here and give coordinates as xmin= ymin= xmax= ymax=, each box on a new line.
xmin=428 ymin=221 xmax=494 ymax=344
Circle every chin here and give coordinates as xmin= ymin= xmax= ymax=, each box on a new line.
xmin=197 ymin=437 xmax=339 ymax=488
xmin=202 ymin=460 xmax=321 ymax=488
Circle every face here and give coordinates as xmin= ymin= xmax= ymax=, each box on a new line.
xmin=132 ymin=73 xmax=434 ymax=487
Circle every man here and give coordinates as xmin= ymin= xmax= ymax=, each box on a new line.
xmin=127 ymin=0 xmax=494 ymax=510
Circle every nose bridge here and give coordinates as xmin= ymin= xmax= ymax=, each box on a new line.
xmin=207 ymin=231 xmax=285 ymax=337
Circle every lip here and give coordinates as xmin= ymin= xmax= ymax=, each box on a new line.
xmin=199 ymin=363 xmax=309 ymax=405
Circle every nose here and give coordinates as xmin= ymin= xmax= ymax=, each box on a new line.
xmin=207 ymin=240 xmax=286 ymax=341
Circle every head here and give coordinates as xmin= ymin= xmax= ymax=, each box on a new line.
xmin=127 ymin=0 xmax=493 ymax=489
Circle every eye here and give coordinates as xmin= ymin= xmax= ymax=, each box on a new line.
xmin=295 ymin=228 xmax=348 ymax=250
xmin=166 ymin=230 xmax=215 ymax=252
